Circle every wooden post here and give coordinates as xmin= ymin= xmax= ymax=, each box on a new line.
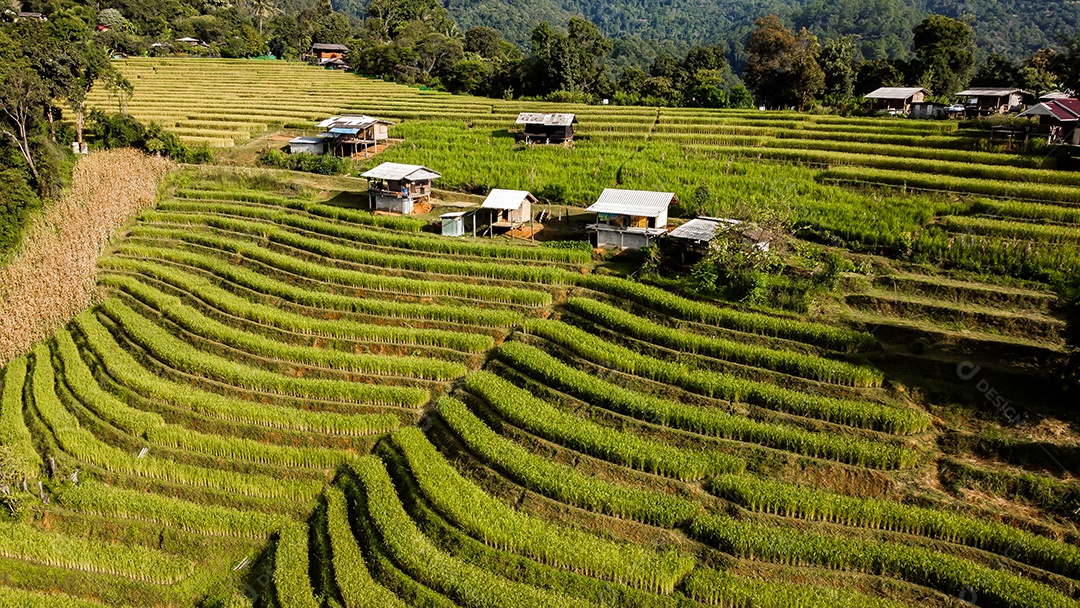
xmin=530 ymin=215 xmax=534 ymax=241
xmin=472 ymin=213 xmax=476 ymax=237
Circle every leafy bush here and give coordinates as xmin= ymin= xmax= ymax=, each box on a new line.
xmin=260 ymin=148 xmax=352 ymax=175
xmin=0 ymin=169 xmax=41 ymax=258
xmin=88 ymin=110 xmax=212 ymax=163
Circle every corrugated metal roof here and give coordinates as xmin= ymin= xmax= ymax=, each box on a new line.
xmin=957 ymin=88 xmax=1028 ymax=96
xmin=481 ymin=189 xmax=536 ymax=210
xmin=328 ymin=127 xmax=360 ymax=135
xmin=311 ymin=43 xmax=349 ymax=51
xmin=289 ymin=136 xmax=326 ymax=144
xmin=863 ymin=87 xmax=927 ymax=100
xmin=1021 ymin=99 xmax=1080 ymax=121
xmin=316 ymin=115 xmax=394 ymax=129
xmin=440 ymin=211 xmax=469 ymax=218
xmin=361 ymin=162 xmax=441 ymax=181
xmin=1039 ymin=91 xmax=1071 ymax=101
xmin=586 ymin=188 xmax=675 ymax=217
xmin=515 ymin=112 xmax=577 ymax=126
xmin=668 ymin=217 xmax=741 ymax=242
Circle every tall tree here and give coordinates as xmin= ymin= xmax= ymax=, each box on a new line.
xmin=1018 ymin=48 xmax=1062 ymax=95
xmin=0 ymin=67 xmax=48 ymax=183
xmin=971 ymin=53 xmax=1019 ymax=87
xmin=744 ymin=15 xmax=824 ymax=110
xmin=247 ymin=0 xmax=281 ymax=36
xmin=819 ymin=36 xmax=856 ymax=99
xmin=912 ymin=15 xmax=975 ymax=96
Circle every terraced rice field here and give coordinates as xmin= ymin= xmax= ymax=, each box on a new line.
xmin=89 ymin=59 xmax=1080 ymax=283
xmin=0 ymin=169 xmax=1074 ymax=608
xmin=0 ymin=57 xmax=1068 ymax=607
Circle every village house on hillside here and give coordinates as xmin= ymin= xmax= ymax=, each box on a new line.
xmin=863 ymin=87 xmax=928 ymax=114
xmin=1019 ymin=98 xmax=1080 ymax=146
xmin=515 ymin=113 xmax=577 ymax=144
xmin=289 ymin=115 xmax=394 ymax=157
xmin=956 ymin=88 xmax=1032 ymax=114
xmin=481 ymin=189 xmax=536 ymax=233
xmin=305 ymin=43 xmax=349 ymax=69
xmin=586 ymin=188 xmax=675 ymax=250
xmin=361 ymin=162 xmax=440 ymax=215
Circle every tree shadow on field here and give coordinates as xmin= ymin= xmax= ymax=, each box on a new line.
xmin=322 ymin=191 xmax=369 ymax=209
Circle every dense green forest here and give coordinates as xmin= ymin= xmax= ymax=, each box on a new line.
xmin=443 ymin=0 xmax=1077 ymax=63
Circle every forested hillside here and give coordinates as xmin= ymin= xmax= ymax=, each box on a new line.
xmin=442 ymin=0 xmax=1077 ymax=61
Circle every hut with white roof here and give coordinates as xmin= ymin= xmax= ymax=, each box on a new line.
xmin=862 ymin=87 xmax=928 ymax=113
xmin=360 ymin=162 xmax=441 ymax=215
xmin=480 ymin=189 xmax=536 ymax=232
xmin=586 ymin=188 xmax=675 ymax=249
xmin=313 ymin=115 xmax=394 ymax=157
xmin=515 ymin=112 xmax=577 ymax=144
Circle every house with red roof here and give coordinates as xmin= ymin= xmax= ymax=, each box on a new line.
xmin=1019 ymin=98 xmax=1080 ymax=146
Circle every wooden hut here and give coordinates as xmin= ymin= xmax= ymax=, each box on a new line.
xmin=361 ymin=162 xmax=441 ymax=215
xmin=1019 ymin=98 xmax=1080 ymax=146
xmin=315 ymin=115 xmax=394 ymax=157
xmin=307 ymin=43 xmax=349 ymax=68
xmin=480 ymin=189 xmax=536 ymax=232
xmin=515 ymin=113 xmax=577 ymax=144
xmin=956 ymin=88 xmax=1032 ymax=114
xmin=586 ymin=188 xmax=675 ymax=250
xmin=441 ymin=212 xmax=468 ymax=237
xmin=862 ymin=87 xmax=928 ymax=113
xmin=668 ymin=217 xmax=771 ymax=262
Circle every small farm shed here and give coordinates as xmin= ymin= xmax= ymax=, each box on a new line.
xmin=441 ymin=211 xmax=468 ymax=237
xmin=361 ymin=162 xmax=441 ymax=215
xmin=668 ymin=217 xmax=771 ymax=262
xmin=956 ymin=88 xmax=1032 ymax=114
xmin=586 ymin=188 xmax=675 ymax=250
xmin=515 ymin=113 xmax=577 ymax=144
xmin=1019 ymin=98 xmax=1080 ymax=146
xmin=863 ymin=87 xmax=928 ymax=113
xmin=308 ymin=43 xmax=349 ymax=68
xmin=481 ymin=189 xmax=536 ymax=230
xmin=315 ymin=115 xmax=394 ymax=157
xmin=288 ymin=136 xmax=327 ymax=155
